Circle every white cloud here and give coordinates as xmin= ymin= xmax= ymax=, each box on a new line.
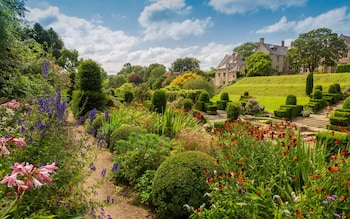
xmin=255 ymin=7 xmax=350 ymax=34
xmin=138 ymin=0 xmax=212 ymax=40
xmin=256 ymin=16 xmax=296 ymax=33
xmin=26 ymin=6 xmax=140 ymax=74
xmin=208 ymin=0 xmax=306 ymax=14
xmin=25 ymin=5 xmax=225 ymax=74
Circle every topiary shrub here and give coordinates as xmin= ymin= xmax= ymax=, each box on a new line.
xmin=313 ymin=90 xmax=322 ymax=99
xmin=343 ymin=97 xmax=350 ymax=109
xmin=220 ymin=92 xmax=229 ymax=101
xmin=152 ymin=90 xmax=167 ymax=113
xmin=199 ymin=91 xmax=210 ymax=103
xmin=226 ymin=100 xmax=242 ymax=121
xmin=328 ymin=84 xmax=337 ymax=94
xmin=152 ymin=151 xmax=223 ymax=219
xmin=334 ymin=83 xmax=341 ymax=93
xmin=286 ymin=95 xmax=297 ymax=105
xmin=182 ymin=98 xmax=194 ymax=111
xmin=110 ymin=124 xmax=144 ymax=150
xmin=89 ymin=113 xmax=105 ymax=134
xmin=124 ymin=90 xmax=134 ymax=103
xmin=306 ymin=72 xmax=314 ymax=96
xmin=244 ymin=91 xmax=249 ymax=96
xmin=314 ymin=85 xmax=322 ymax=91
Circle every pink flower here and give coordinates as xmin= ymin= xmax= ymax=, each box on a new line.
xmin=11 ymin=138 xmax=26 ymax=149
xmin=41 ymin=162 xmax=58 ymax=173
xmin=0 ymin=99 xmax=20 ymax=110
xmin=1 ymin=145 xmax=10 ymax=155
xmin=0 ymin=173 xmax=19 ymax=187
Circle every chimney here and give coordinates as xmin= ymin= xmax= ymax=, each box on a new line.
xmin=281 ymin=40 xmax=285 ymax=47
xmin=260 ymin=38 xmax=264 ymax=44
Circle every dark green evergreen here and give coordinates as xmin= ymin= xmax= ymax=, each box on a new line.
xmin=306 ymin=72 xmax=314 ymax=96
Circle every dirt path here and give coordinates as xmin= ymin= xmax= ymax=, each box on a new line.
xmin=67 ymin=112 xmax=156 ymax=219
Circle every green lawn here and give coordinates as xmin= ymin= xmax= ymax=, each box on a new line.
xmin=212 ymin=73 xmax=350 ymax=112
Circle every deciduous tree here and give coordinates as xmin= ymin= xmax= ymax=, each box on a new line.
xmin=246 ymin=52 xmax=276 ymax=76
xmin=285 ymin=28 xmax=346 ymax=73
xmin=233 ymin=42 xmax=258 ymax=60
xmin=170 ymin=57 xmax=200 ymax=72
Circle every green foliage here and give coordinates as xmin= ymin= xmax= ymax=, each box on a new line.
xmin=182 ymin=98 xmax=194 ymax=111
xmin=169 ymin=72 xmax=201 ymax=88
xmin=286 ymin=28 xmax=346 ymax=72
xmin=199 ymin=91 xmax=210 ymax=102
xmin=306 ymin=72 xmax=314 ymax=96
xmin=183 ymin=78 xmax=216 ymax=97
xmin=246 ymin=52 xmax=276 ymax=77
xmin=107 ymin=74 xmax=127 ymax=89
xmin=343 ymin=96 xmax=350 ymax=109
xmin=233 ymin=42 xmax=259 ymax=59
xmin=334 ymin=83 xmax=341 ymax=93
xmin=312 ymin=89 xmax=322 ymax=99
xmin=78 ymin=59 xmax=103 ymax=91
xmin=123 ymin=90 xmax=134 ymax=103
xmin=170 ymin=57 xmax=200 ymax=72
xmin=71 ymin=90 xmax=107 ymax=118
xmin=112 ymin=133 xmax=173 ymax=185
xmin=335 ymin=64 xmax=350 ymax=73
xmin=314 ymin=84 xmax=322 ymax=91
xmin=91 ymin=113 xmax=105 ymax=133
xmin=245 ymin=99 xmax=264 ymax=115
xmin=110 ymin=124 xmax=144 ymax=150
xmin=226 ymin=100 xmax=242 ymax=121
xmin=135 ymin=170 xmax=156 ymax=204
xmin=220 ymin=92 xmax=229 ymax=101
xmin=286 ymin=95 xmax=297 ymax=105
xmin=152 ymin=151 xmax=222 ymax=219
xmin=315 ymin=131 xmax=349 ymax=156
xmin=128 ymin=73 xmax=143 ymax=84
xmin=133 ymin=83 xmax=151 ymax=102
xmin=152 ymin=90 xmax=167 ymax=113
xmin=328 ymin=84 xmax=337 ymax=94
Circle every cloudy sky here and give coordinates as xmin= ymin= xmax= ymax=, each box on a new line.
xmin=25 ymin=0 xmax=350 ymax=74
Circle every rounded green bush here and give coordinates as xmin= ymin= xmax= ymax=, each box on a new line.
xmin=152 ymin=151 xmax=222 ymax=219
xmin=334 ymin=83 xmax=341 ymax=93
xmin=226 ymin=100 xmax=242 ymax=121
xmin=328 ymin=84 xmax=337 ymax=94
xmin=124 ymin=90 xmax=134 ymax=103
xmin=220 ymin=92 xmax=229 ymax=101
xmin=199 ymin=91 xmax=210 ymax=102
xmin=244 ymin=91 xmax=249 ymax=96
xmin=285 ymin=95 xmax=297 ymax=105
xmin=313 ymin=90 xmax=322 ymax=99
xmin=182 ymin=98 xmax=194 ymax=111
xmin=91 ymin=114 xmax=105 ymax=132
xmin=343 ymin=97 xmax=350 ymax=109
xmin=110 ymin=124 xmax=143 ymax=150
xmin=314 ymin=85 xmax=322 ymax=91
xmin=152 ymin=90 xmax=167 ymax=113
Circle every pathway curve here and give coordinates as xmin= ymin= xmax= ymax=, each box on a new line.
xmin=67 ymin=112 xmax=156 ymax=219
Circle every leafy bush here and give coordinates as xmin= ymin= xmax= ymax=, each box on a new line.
xmin=220 ymin=92 xmax=229 ymax=101
xmin=335 ymin=64 xmax=350 ymax=73
xmin=110 ymin=124 xmax=144 ymax=150
xmin=112 ymin=133 xmax=173 ymax=185
xmin=182 ymin=98 xmax=194 ymax=111
xmin=152 ymin=90 xmax=167 ymax=113
xmin=244 ymin=91 xmax=249 ymax=96
xmin=312 ymin=89 xmax=322 ymax=99
xmin=314 ymin=84 xmax=322 ymax=91
xmin=245 ymin=98 xmax=263 ymax=115
xmin=173 ymin=128 xmax=213 ymax=154
xmin=124 ymin=90 xmax=134 ymax=103
xmin=315 ymin=131 xmax=349 ymax=157
xmin=169 ymin=72 xmax=201 ymax=88
xmin=343 ymin=96 xmax=350 ymax=109
xmin=286 ymin=95 xmax=297 ymax=105
xmin=199 ymin=91 xmax=210 ymax=102
xmin=226 ymin=100 xmax=242 ymax=121
xmin=334 ymin=83 xmax=341 ymax=93
xmin=152 ymin=151 xmax=223 ymax=219
xmin=183 ymin=78 xmax=216 ymax=97
xmin=328 ymin=84 xmax=337 ymax=94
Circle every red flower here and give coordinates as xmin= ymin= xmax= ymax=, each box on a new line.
xmin=341 ymin=195 xmax=347 ymax=201
xmin=225 ymin=154 xmax=231 ymax=159
xmin=334 ymin=139 xmax=341 ymax=145
xmin=296 ymin=209 xmax=302 ymax=217
xmin=295 ymin=176 xmax=300 ymax=181
xmin=293 ymin=157 xmax=299 ymax=162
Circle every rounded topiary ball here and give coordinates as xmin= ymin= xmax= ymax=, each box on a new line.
xmin=226 ymin=100 xmax=242 ymax=121
xmin=152 ymin=151 xmax=222 ymax=219
xmin=334 ymin=83 xmax=341 ymax=93
xmin=328 ymin=84 xmax=337 ymax=94
xmin=343 ymin=97 xmax=350 ymax=109
xmin=199 ymin=91 xmax=210 ymax=102
xmin=313 ymin=90 xmax=322 ymax=99
xmin=220 ymin=92 xmax=229 ymax=101
xmin=182 ymin=98 xmax=194 ymax=111
xmin=286 ymin=95 xmax=297 ymax=105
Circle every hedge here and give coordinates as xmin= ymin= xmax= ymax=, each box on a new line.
xmin=315 ymin=131 xmax=349 ymax=157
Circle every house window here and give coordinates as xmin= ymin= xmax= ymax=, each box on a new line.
xmin=218 ymin=73 xmax=220 ymax=77
xmin=276 ymin=66 xmax=279 ymax=72
xmin=223 ymin=73 xmax=226 ymax=77
xmin=276 ymin=55 xmax=280 ymax=62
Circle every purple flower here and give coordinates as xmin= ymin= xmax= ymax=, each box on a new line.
xmin=107 ymin=215 xmax=112 ymax=219
xmin=106 ymin=196 xmax=110 ymax=203
xmin=76 ymin=116 xmax=83 ymax=126
xmin=111 ymin=162 xmax=118 ymax=172
xmin=89 ymin=129 xmax=96 ymax=135
xmin=322 ymin=200 xmax=328 ymax=204
xmin=123 ymin=191 xmax=128 ymax=197
xmin=88 ymin=108 xmax=97 ymax=125
xmin=101 ymin=168 xmax=107 ymax=177
xmin=104 ymin=110 xmax=109 ymax=122
xmin=90 ymin=163 xmax=96 ymax=171
xmin=327 ymin=195 xmax=338 ymax=201
xmin=42 ymin=61 xmax=50 ymax=77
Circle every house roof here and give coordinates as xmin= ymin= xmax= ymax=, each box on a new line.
xmin=262 ymin=43 xmax=288 ymax=56
xmin=216 ymin=53 xmax=245 ymax=70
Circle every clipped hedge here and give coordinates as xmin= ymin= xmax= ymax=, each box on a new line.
xmin=152 ymin=151 xmax=223 ymax=219
xmin=335 ymin=64 xmax=350 ymax=73
xmin=274 ymin=105 xmax=302 ymax=119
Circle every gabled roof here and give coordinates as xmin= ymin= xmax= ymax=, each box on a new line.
xmin=262 ymin=43 xmax=288 ymax=56
xmin=216 ymin=53 xmax=245 ymax=70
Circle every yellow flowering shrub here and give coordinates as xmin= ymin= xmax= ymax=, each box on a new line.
xmin=169 ymin=72 xmax=202 ymax=88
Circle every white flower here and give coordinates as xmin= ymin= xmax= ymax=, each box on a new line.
xmin=183 ymin=204 xmax=194 ymax=212
xmin=291 ymin=191 xmax=300 ymax=202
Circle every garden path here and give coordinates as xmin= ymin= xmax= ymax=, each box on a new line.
xmin=67 ymin=112 xmax=156 ymax=219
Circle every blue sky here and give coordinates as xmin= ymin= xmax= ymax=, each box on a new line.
xmin=25 ymin=0 xmax=350 ymax=74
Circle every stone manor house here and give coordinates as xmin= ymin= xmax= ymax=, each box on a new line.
xmin=214 ymin=36 xmax=350 ymax=87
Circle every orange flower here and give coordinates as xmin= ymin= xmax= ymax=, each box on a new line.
xmin=225 ymin=154 xmax=231 ymax=159
xmin=203 ymin=169 xmax=209 ymax=174
xmin=330 ymin=131 xmax=335 ymax=136
xmin=315 ymin=173 xmax=323 ymax=179
xmin=334 ymin=139 xmax=341 ymax=145
xmin=295 ymin=176 xmax=300 ymax=181
xmin=293 ymin=157 xmax=299 ymax=162
xmin=331 ymin=154 xmax=338 ymax=159
xmin=236 ymin=175 xmax=246 ymax=185
xmin=219 ymin=173 xmax=225 ymax=179
xmin=296 ymin=209 xmax=302 ymax=217
xmin=341 ymin=195 xmax=347 ymax=201
xmin=215 ymin=159 xmax=220 ymax=166
xmin=256 ymin=191 xmax=262 ymax=196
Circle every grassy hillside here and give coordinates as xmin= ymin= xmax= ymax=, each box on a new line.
xmin=213 ymin=73 xmax=350 ymax=112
